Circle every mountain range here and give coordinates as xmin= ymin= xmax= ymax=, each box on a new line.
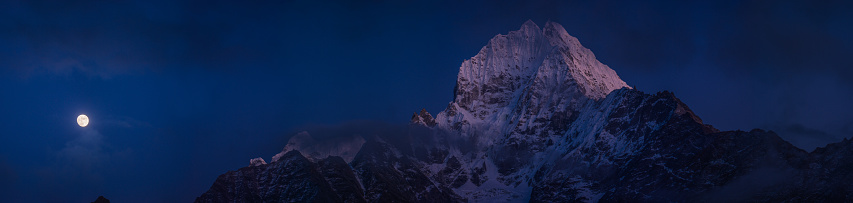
xmin=195 ymin=20 xmax=853 ymax=202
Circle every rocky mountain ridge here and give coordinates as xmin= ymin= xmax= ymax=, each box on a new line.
xmin=196 ymin=20 xmax=853 ymax=202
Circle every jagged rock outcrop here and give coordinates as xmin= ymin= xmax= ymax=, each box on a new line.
xmin=411 ymin=109 xmax=436 ymax=127
xmin=249 ymin=157 xmax=267 ymax=167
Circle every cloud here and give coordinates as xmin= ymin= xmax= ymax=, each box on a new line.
xmin=700 ymin=167 xmax=795 ymax=202
xmin=101 ymin=116 xmax=150 ymax=129
xmin=782 ymin=124 xmax=837 ymax=140
xmin=272 ymin=131 xmax=365 ymax=163
xmin=767 ymin=123 xmax=841 ymax=151
xmin=30 ymin=128 xmax=136 ymax=202
xmin=710 ymin=1 xmax=853 ymax=78
xmin=56 ymin=129 xmax=109 ymax=170
xmin=841 ymin=122 xmax=853 ymax=137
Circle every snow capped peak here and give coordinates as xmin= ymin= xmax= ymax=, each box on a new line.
xmin=542 ymin=21 xmax=629 ymax=99
xmin=451 ymin=20 xmax=627 ymax=111
xmin=437 ymin=20 xmax=630 ymax=139
xmin=542 ymin=21 xmax=575 ymax=47
xmin=202 ymin=20 xmax=853 ymax=203
xmin=518 ymin=19 xmax=542 ymax=34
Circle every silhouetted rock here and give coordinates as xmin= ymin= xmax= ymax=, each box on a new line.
xmin=91 ymin=196 xmax=110 ymax=203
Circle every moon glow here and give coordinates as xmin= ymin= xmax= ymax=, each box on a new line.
xmin=77 ymin=114 xmax=89 ymax=127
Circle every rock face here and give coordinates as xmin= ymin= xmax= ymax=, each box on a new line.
xmin=196 ymin=20 xmax=853 ymax=202
xmin=411 ymin=108 xmax=437 ymax=127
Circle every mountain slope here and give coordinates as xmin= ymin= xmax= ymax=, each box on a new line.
xmin=196 ymin=20 xmax=853 ymax=202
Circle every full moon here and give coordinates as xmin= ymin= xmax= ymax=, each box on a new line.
xmin=77 ymin=114 xmax=89 ymax=127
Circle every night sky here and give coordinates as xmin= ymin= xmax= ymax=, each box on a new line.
xmin=1 ymin=0 xmax=852 ymax=202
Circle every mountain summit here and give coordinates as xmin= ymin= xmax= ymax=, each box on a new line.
xmin=196 ymin=21 xmax=853 ymax=202
xmin=450 ymin=20 xmax=627 ymax=121
xmin=438 ymin=20 xmax=630 ymax=149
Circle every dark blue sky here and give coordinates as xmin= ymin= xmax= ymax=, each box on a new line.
xmin=1 ymin=0 xmax=852 ymax=202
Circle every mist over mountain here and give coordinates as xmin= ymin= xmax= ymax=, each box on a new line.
xmin=195 ymin=21 xmax=853 ymax=202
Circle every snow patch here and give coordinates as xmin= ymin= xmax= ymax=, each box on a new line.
xmin=249 ymin=157 xmax=266 ymax=166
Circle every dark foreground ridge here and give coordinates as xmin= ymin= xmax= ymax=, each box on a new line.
xmin=91 ymin=196 xmax=110 ymax=203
